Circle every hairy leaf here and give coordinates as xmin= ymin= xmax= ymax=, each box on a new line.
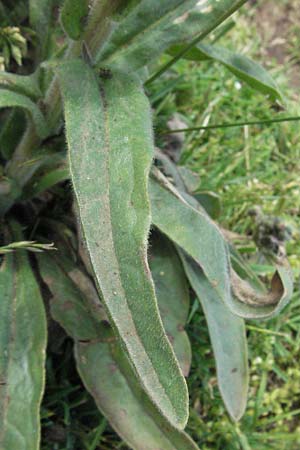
xmin=0 ymin=71 xmax=41 ymax=99
xmin=97 ymin=0 xmax=248 ymax=72
xmin=37 ymin=251 xmax=199 ymax=450
xmin=150 ymin=234 xmax=192 ymax=377
xmin=169 ymin=43 xmax=281 ymax=99
xmin=150 ymin=169 xmax=231 ymax=309
xmin=180 ymin=253 xmax=249 ymax=421
xmin=0 ymin=222 xmax=47 ymax=450
xmin=60 ymin=0 xmax=89 ymax=40
xmin=29 ymin=0 xmax=53 ymax=60
xmin=58 ymin=59 xmax=188 ymax=429
xmin=0 ymin=89 xmax=49 ymax=139
xmin=229 ymin=264 xmax=293 ymax=319
xmin=150 ymin=171 xmax=293 ymax=320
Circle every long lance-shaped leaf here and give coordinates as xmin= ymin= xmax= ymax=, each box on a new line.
xmin=97 ymin=0 xmax=247 ymax=72
xmin=0 ymin=89 xmax=49 ymax=139
xmin=168 ymin=43 xmax=281 ymax=100
xmin=37 ymin=252 xmax=200 ymax=450
xmin=58 ymin=59 xmax=188 ymax=429
xmin=0 ymin=222 xmax=47 ymax=450
xmin=179 ymin=253 xmax=248 ymax=421
xmin=150 ymin=170 xmax=293 ymax=320
xmin=150 ymin=169 xmax=232 ymax=310
xmin=150 ymin=234 xmax=192 ymax=377
xmin=0 ymin=71 xmax=41 ymax=100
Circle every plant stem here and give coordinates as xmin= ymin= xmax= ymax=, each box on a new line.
xmin=160 ymin=115 xmax=300 ymax=134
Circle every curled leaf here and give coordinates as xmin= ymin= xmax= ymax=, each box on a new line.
xmin=229 ymin=262 xmax=293 ymax=319
xmin=150 ymin=169 xmax=293 ymax=320
xmin=0 ymin=88 xmax=49 ymax=139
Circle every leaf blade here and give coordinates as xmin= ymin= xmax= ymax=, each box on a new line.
xmin=0 ymin=71 xmax=41 ymax=100
xmin=0 ymin=88 xmax=49 ymax=139
xmin=37 ymin=251 xmax=199 ymax=450
xmin=169 ymin=42 xmax=281 ymax=100
xmin=60 ymin=0 xmax=89 ymax=40
xmin=98 ymin=0 xmax=248 ymax=72
xmin=150 ymin=234 xmax=192 ymax=377
xmin=150 ymin=171 xmax=293 ymax=320
xmin=180 ymin=253 xmax=249 ymax=421
xmin=58 ymin=59 xmax=188 ymax=429
xmin=0 ymin=222 xmax=47 ymax=450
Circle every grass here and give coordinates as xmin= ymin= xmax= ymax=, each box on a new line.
xmin=148 ymin=3 xmax=300 ymax=449
xmin=36 ymin=1 xmax=300 ymax=449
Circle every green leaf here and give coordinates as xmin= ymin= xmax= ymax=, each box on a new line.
xmin=194 ymin=191 xmax=221 ymax=219
xmin=77 ymin=342 xmax=199 ymax=450
xmin=150 ymin=234 xmax=192 ymax=377
xmin=37 ymin=251 xmax=199 ymax=450
xmin=169 ymin=42 xmax=281 ymax=100
xmin=29 ymin=0 xmax=53 ymax=60
xmin=0 ymin=222 xmax=47 ymax=450
xmin=0 ymin=177 xmax=22 ymax=216
xmin=58 ymin=59 xmax=188 ymax=429
xmin=97 ymin=0 xmax=247 ymax=72
xmin=0 ymin=89 xmax=49 ymax=139
xmin=150 ymin=169 xmax=231 ymax=309
xmin=60 ymin=0 xmax=89 ymax=40
xmin=0 ymin=109 xmax=26 ymax=160
xmin=0 ymin=71 xmax=41 ymax=100
xmin=24 ymin=167 xmax=69 ymax=199
xmin=150 ymin=170 xmax=293 ymax=320
xmin=180 ymin=253 xmax=249 ymax=421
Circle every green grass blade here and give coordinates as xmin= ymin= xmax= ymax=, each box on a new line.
xmin=180 ymin=253 xmax=249 ymax=421
xmin=58 ymin=59 xmax=188 ymax=429
xmin=38 ymin=252 xmax=200 ymax=450
xmin=0 ymin=88 xmax=49 ymax=139
xmin=97 ymin=0 xmax=247 ymax=73
xmin=0 ymin=222 xmax=47 ymax=450
xmin=168 ymin=43 xmax=281 ymax=100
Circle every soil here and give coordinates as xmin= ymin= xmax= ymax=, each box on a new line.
xmin=251 ymin=0 xmax=300 ymax=88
